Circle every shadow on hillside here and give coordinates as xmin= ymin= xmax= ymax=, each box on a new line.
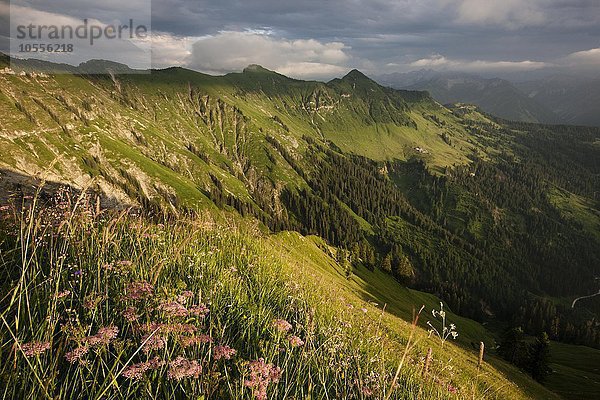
xmin=0 ymin=168 xmax=129 ymax=210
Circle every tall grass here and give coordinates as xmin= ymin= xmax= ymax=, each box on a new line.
xmin=0 ymin=191 xmax=494 ymax=399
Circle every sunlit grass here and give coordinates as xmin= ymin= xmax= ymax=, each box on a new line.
xmin=0 ymin=190 xmax=550 ymax=399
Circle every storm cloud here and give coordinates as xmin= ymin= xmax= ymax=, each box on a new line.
xmin=3 ymin=0 xmax=600 ymax=79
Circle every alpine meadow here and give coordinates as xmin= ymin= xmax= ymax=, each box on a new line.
xmin=1 ymin=1 xmax=600 ymax=399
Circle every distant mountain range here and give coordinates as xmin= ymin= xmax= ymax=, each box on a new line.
xmin=376 ymin=70 xmax=600 ymax=126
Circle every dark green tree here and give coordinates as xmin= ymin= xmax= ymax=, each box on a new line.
xmin=498 ymin=327 xmax=528 ymax=367
xmin=527 ymin=332 xmax=551 ymax=382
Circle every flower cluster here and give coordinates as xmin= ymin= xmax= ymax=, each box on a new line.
xmin=188 ymin=304 xmax=210 ymax=317
xmin=287 ymin=335 xmax=304 ymax=347
xmin=427 ymin=302 xmax=459 ymax=347
xmin=167 ymin=356 xmax=202 ymax=380
xmin=214 ymin=345 xmax=236 ymax=360
xmin=65 ymin=346 xmax=89 ymax=364
xmin=272 ymin=319 xmax=292 ymax=333
xmin=21 ymin=341 xmax=51 ymax=357
xmin=141 ymin=333 xmax=166 ymax=354
xmin=122 ymin=306 xmax=139 ymax=322
xmin=85 ymin=325 xmax=119 ymax=347
xmin=158 ymin=300 xmax=209 ymax=319
xmin=103 ymin=260 xmax=134 ymax=274
xmin=272 ymin=318 xmax=305 ymax=348
xmin=244 ymin=358 xmax=282 ymax=400
xmin=122 ymin=357 xmax=164 ymax=381
xmin=159 ymin=301 xmax=189 ymax=318
xmin=124 ymin=281 xmax=154 ymax=301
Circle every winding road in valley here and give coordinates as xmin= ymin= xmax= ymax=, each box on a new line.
xmin=572 ymin=289 xmax=600 ymax=308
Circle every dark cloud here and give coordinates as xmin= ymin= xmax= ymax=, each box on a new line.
xmin=3 ymin=0 xmax=600 ymax=78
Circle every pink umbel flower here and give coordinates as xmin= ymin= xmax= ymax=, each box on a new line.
xmin=122 ymin=306 xmax=139 ymax=322
xmin=124 ymin=281 xmax=154 ymax=300
xmin=159 ymin=301 xmax=188 ymax=318
xmin=188 ymin=304 xmax=209 ymax=317
xmin=287 ymin=335 xmax=304 ymax=347
xmin=65 ymin=346 xmax=89 ymax=364
xmin=122 ymin=357 xmax=164 ymax=380
xmin=122 ymin=363 xmax=149 ymax=381
xmin=167 ymin=356 xmax=202 ymax=380
xmin=141 ymin=333 xmax=165 ymax=354
xmin=21 ymin=341 xmax=51 ymax=357
xmin=213 ymin=345 xmax=236 ymax=360
xmin=244 ymin=358 xmax=282 ymax=400
xmin=85 ymin=325 xmax=119 ymax=347
xmin=272 ymin=319 xmax=292 ymax=333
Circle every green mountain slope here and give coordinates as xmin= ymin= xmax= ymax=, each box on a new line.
xmin=1 ymin=55 xmax=599 ymax=399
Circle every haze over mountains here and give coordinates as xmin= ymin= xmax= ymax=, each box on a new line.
xmin=376 ymin=70 xmax=600 ymax=126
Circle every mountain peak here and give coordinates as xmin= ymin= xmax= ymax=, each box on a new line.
xmin=343 ymin=69 xmax=370 ymax=81
xmin=242 ymin=64 xmax=275 ymax=74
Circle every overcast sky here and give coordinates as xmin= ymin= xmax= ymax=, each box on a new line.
xmin=2 ymin=0 xmax=600 ymax=79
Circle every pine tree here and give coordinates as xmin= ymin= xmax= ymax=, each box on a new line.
xmin=498 ymin=327 xmax=527 ymax=367
xmin=527 ymin=332 xmax=551 ymax=382
xmin=381 ymin=253 xmax=392 ymax=273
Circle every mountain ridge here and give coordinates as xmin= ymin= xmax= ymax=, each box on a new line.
xmin=1 ymin=55 xmax=599 ymax=399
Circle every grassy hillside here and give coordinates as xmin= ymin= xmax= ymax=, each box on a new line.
xmin=0 ymin=195 xmax=559 ymax=400
xmin=1 ymin=56 xmax=599 ymax=399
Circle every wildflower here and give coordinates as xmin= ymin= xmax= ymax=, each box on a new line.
xmin=163 ymin=323 xmax=198 ymax=335
xmin=21 ymin=341 xmax=51 ymax=357
xmin=100 ymin=325 xmax=119 ymax=337
xmin=167 ymin=356 xmax=202 ymax=380
xmin=122 ymin=306 xmax=139 ymax=322
xmin=448 ymin=384 xmax=458 ymax=394
xmin=85 ymin=325 xmax=118 ymax=347
xmin=287 ymin=335 xmax=304 ymax=347
xmin=122 ymin=357 xmax=164 ymax=380
xmin=188 ymin=304 xmax=209 ymax=317
xmin=272 ymin=319 xmax=292 ymax=333
xmin=124 ymin=281 xmax=154 ymax=301
xmin=361 ymin=308 xmax=368 ymax=313
xmin=244 ymin=358 xmax=282 ymax=400
xmin=72 ymin=270 xmax=83 ymax=277
xmin=141 ymin=333 xmax=165 ymax=354
xmin=180 ymin=334 xmax=213 ymax=348
xmin=122 ymin=363 xmax=148 ymax=380
xmin=55 ymin=290 xmax=71 ymax=299
xmin=159 ymin=301 xmax=188 ymax=318
xmin=427 ymin=302 xmax=458 ymax=347
xmin=116 ymin=260 xmax=133 ymax=268
xmin=65 ymin=346 xmax=89 ymax=363
xmin=214 ymin=345 xmax=236 ymax=360
xmin=177 ymin=290 xmax=194 ymax=303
